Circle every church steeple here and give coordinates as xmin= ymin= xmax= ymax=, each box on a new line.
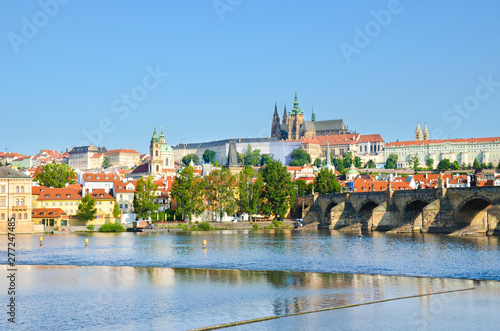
xmin=151 ymin=125 xmax=159 ymax=143
xmin=292 ymin=91 xmax=302 ymax=115
xmin=423 ymin=123 xmax=429 ymax=141
xmin=282 ymin=103 xmax=288 ymax=125
xmin=415 ymin=122 xmax=423 ymax=141
xmin=271 ymin=102 xmax=281 ymax=138
xmin=312 ymin=103 xmax=316 ymax=122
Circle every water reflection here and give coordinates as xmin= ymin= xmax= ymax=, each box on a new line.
xmin=1 ymin=230 xmax=500 ymax=280
xmin=1 ymin=265 xmax=493 ymax=330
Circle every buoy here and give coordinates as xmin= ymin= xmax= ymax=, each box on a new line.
xmin=85 ymin=238 xmax=89 ymax=247
xmin=358 ymin=229 xmax=363 ymax=238
xmin=39 ymin=237 xmax=43 ymax=247
xmin=203 ymin=240 xmax=207 ymax=249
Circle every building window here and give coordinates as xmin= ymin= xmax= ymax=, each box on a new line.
xmin=0 ymin=199 xmax=4 ymax=206
xmin=24 ymin=213 xmax=28 ymax=219
xmin=15 ymin=186 xmax=19 ymax=193
xmin=0 ymin=186 xmax=4 ymax=193
xmin=155 ymin=150 xmax=159 ymax=157
xmin=15 ymin=199 xmax=19 ymax=206
xmin=20 ymin=186 xmax=24 ymax=193
xmin=18 ymin=213 xmax=21 ymax=220
xmin=0 ymin=214 xmax=4 ymax=220
xmin=20 ymin=199 xmax=24 ymax=206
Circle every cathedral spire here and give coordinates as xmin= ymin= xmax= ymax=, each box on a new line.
xmin=282 ymin=103 xmax=288 ymax=125
xmin=312 ymin=102 xmax=316 ymax=122
xmin=415 ymin=122 xmax=423 ymax=141
xmin=292 ymin=91 xmax=301 ymax=115
xmin=423 ymin=123 xmax=429 ymax=141
xmin=271 ymin=102 xmax=281 ymax=138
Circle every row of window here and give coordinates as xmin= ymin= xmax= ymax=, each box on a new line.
xmin=0 ymin=186 xmax=25 ymax=193
xmin=1 ymin=199 xmax=25 ymax=206
xmin=0 ymin=213 xmax=28 ymax=220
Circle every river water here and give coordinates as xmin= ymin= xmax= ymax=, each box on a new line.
xmin=1 ymin=230 xmax=500 ymax=330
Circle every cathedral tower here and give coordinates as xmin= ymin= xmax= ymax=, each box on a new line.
xmin=271 ymin=102 xmax=281 ymax=139
xmin=149 ymin=126 xmax=162 ymax=175
xmin=423 ymin=123 xmax=429 ymax=141
xmin=287 ymin=92 xmax=305 ymax=140
xmin=415 ymin=122 xmax=423 ymax=141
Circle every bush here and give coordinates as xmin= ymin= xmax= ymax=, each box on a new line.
xmin=253 ymin=223 xmax=259 ymax=230
xmin=99 ymin=223 xmax=126 ymax=233
xmin=198 ymin=221 xmax=211 ymax=231
xmin=87 ymin=224 xmax=95 ymax=231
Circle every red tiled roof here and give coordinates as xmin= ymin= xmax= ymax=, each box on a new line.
xmin=32 ymin=186 xmax=48 ymax=195
xmin=36 ymin=188 xmax=82 ymax=201
xmin=91 ymin=153 xmax=104 ymax=159
xmin=83 ymin=173 xmax=120 ymax=181
xmin=88 ymin=189 xmax=115 ymax=200
xmin=113 ymin=181 xmax=135 ymax=193
xmin=387 ymin=137 xmax=500 ymax=147
xmin=32 ymin=208 xmax=67 ymax=218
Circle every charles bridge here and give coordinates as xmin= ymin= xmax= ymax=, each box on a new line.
xmin=300 ymin=185 xmax=500 ymax=236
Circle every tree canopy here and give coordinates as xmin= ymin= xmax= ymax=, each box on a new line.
xmin=205 ymin=168 xmax=237 ymax=219
xmin=171 ymin=166 xmax=205 ymax=220
xmin=384 ymin=154 xmax=398 ymax=169
xmin=133 ymin=176 xmax=158 ymax=220
xmin=35 ymin=162 xmax=76 ymax=188
xmin=473 ymin=157 xmax=480 ymax=170
xmin=426 ymin=158 xmax=434 ymax=170
xmin=238 ymin=166 xmax=263 ymax=221
xmin=182 ymin=154 xmax=200 ymax=166
xmin=243 ymin=144 xmax=262 ymax=166
xmin=437 ymin=159 xmax=451 ymax=171
xmin=260 ymin=154 xmax=274 ymax=166
xmin=289 ymin=149 xmax=311 ymax=167
xmin=365 ymin=159 xmax=376 ymax=169
xmin=102 ymin=156 xmax=112 ymax=169
xmin=76 ymin=195 xmax=97 ymax=224
xmin=314 ymin=168 xmax=341 ymax=194
xmin=202 ymin=149 xmax=217 ymax=165
xmin=260 ymin=160 xmax=295 ymax=220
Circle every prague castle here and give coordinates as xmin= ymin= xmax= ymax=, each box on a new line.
xmin=271 ymin=92 xmax=349 ymax=140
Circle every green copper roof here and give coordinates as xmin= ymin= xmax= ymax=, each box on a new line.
xmin=161 ymin=144 xmax=173 ymax=153
xmin=151 ymin=125 xmax=159 ymax=142
xmin=292 ymin=92 xmax=302 ymax=115
xmin=311 ymin=102 xmax=316 ymax=122
xmin=159 ymin=127 xmax=165 ymax=139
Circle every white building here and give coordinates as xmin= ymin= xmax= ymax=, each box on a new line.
xmin=68 ymin=145 xmax=107 ymax=170
xmin=384 ymin=137 xmax=500 ymax=168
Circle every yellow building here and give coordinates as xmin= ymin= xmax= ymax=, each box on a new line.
xmin=32 ymin=208 xmax=67 ymax=227
xmin=34 ymin=187 xmax=82 ymax=216
xmin=105 ymin=149 xmax=140 ymax=167
xmin=0 ymin=167 xmax=33 ymax=234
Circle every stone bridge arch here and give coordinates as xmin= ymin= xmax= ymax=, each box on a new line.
xmin=356 ymin=200 xmax=379 ymax=229
xmin=454 ymin=196 xmax=493 ymax=231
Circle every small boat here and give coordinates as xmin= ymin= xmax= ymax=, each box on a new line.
xmin=358 ymin=229 xmax=363 ymax=237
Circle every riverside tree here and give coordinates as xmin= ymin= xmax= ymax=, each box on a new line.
xmin=205 ymin=168 xmax=237 ymax=219
xmin=35 ymin=162 xmax=76 ymax=188
xmin=260 ymin=160 xmax=295 ymax=220
xmin=289 ymin=149 xmax=311 ymax=166
xmin=133 ymin=176 xmax=158 ymax=220
xmin=202 ymin=149 xmax=216 ymax=165
xmin=171 ymin=166 xmax=205 ymax=221
xmin=314 ymin=168 xmax=341 ymax=194
xmin=76 ymin=195 xmax=97 ymax=225
xmin=238 ymin=166 xmax=263 ymax=221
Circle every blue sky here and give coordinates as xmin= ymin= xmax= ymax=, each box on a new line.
xmin=1 ymin=0 xmax=499 ymax=155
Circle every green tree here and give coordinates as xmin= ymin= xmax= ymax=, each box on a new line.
xmin=343 ymin=152 xmax=354 ymax=169
xmin=289 ymin=149 xmax=311 ymax=166
xmin=35 ymin=162 xmax=76 ymax=188
xmin=451 ymin=160 xmax=460 ymax=170
xmin=260 ymin=160 xmax=295 ymax=220
xmin=102 ymin=156 xmax=112 ymax=169
xmin=480 ymin=163 xmax=487 ymax=169
xmin=76 ymin=195 xmax=97 ymax=225
xmin=295 ymin=179 xmax=308 ymax=197
xmin=182 ymin=154 xmax=200 ymax=166
xmin=497 ymin=161 xmax=500 ymax=170
xmin=410 ymin=155 xmax=420 ymax=172
xmin=313 ymin=158 xmax=322 ymax=168
xmin=171 ymin=166 xmax=205 ymax=220
xmin=365 ymin=159 xmax=376 ymax=169
xmin=384 ymin=154 xmax=398 ymax=169
xmin=260 ymin=154 xmax=274 ymax=166
xmin=205 ymin=168 xmax=237 ymax=219
xmin=354 ymin=156 xmax=362 ymax=168
xmin=473 ymin=157 xmax=480 ymax=170
xmin=426 ymin=158 xmax=434 ymax=170
xmin=202 ymin=149 xmax=216 ymax=164
xmin=332 ymin=157 xmax=345 ymax=173
xmin=133 ymin=176 xmax=158 ymax=220
xmin=238 ymin=166 xmax=264 ymax=221
xmin=437 ymin=159 xmax=451 ymax=171
xmin=113 ymin=203 xmax=120 ymax=218
xmin=314 ymin=168 xmax=341 ymax=194
xmin=487 ymin=162 xmax=494 ymax=169
xmin=243 ymin=144 xmax=261 ymax=166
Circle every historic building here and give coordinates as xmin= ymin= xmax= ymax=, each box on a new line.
xmin=68 ymin=144 xmax=107 ymax=170
xmin=105 ymin=149 xmax=140 ymax=167
xmin=414 ymin=122 xmax=429 ymax=141
xmin=271 ymin=93 xmax=349 ymax=140
xmin=0 ymin=167 xmax=33 ymax=233
xmin=149 ymin=126 xmax=175 ymax=176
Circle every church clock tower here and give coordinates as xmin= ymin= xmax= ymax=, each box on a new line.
xmin=149 ymin=126 xmax=162 ymax=175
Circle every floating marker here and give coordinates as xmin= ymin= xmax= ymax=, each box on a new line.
xmin=203 ymin=240 xmax=207 ymax=248
xmin=39 ymin=237 xmax=43 ymax=247
xmin=85 ymin=238 xmax=89 ymax=247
